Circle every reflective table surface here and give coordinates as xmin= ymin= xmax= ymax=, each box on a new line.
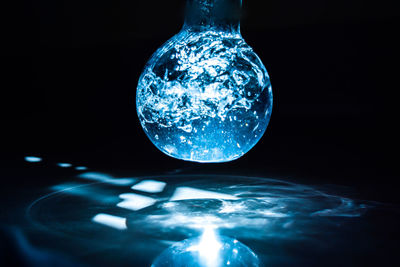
xmin=1 ymin=158 xmax=399 ymax=266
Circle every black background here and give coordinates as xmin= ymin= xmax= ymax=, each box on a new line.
xmin=1 ymin=0 xmax=399 ymax=202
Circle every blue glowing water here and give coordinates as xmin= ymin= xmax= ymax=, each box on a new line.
xmin=151 ymin=227 xmax=259 ymax=267
xmin=137 ymin=30 xmax=272 ymax=162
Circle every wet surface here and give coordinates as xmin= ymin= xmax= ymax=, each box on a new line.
xmin=0 ymin=158 xmax=399 ymax=266
xmin=0 ymin=158 xmax=393 ymax=267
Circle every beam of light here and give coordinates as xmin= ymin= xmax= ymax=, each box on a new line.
xmin=186 ymin=226 xmax=222 ymax=267
xmin=57 ymin=163 xmax=72 ymax=168
xmin=75 ymin=166 xmax=88 ymax=171
xmin=78 ymin=172 xmax=135 ymax=186
xmin=117 ymin=193 xmax=157 ymax=211
xmin=24 ymin=156 xmax=42 ymax=162
xmin=131 ymin=180 xmax=166 ymax=193
xmin=92 ymin=213 xmax=127 ymax=230
xmin=169 ymin=187 xmax=239 ymax=201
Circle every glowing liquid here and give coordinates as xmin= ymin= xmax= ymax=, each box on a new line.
xmin=136 ymin=1 xmax=272 ymax=162
xmin=151 ymin=228 xmax=260 ymax=267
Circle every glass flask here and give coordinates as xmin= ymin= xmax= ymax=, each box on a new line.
xmin=151 ymin=228 xmax=260 ymax=267
xmin=136 ymin=0 xmax=273 ymax=163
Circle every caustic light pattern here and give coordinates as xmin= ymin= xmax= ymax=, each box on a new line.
xmin=137 ymin=30 xmax=272 ymax=163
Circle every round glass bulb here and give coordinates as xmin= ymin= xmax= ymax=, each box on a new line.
xmin=151 ymin=228 xmax=260 ymax=267
xmin=136 ymin=0 xmax=272 ymax=162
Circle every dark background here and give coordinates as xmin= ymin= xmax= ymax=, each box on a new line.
xmin=1 ymin=0 xmax=399 ymax=202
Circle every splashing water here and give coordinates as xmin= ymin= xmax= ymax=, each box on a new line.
xmin=137 ymin=30 xmax=272 ymax=162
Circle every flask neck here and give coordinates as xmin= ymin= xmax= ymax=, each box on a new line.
xmin=183 ymin=0 xmax=242 ymax=34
